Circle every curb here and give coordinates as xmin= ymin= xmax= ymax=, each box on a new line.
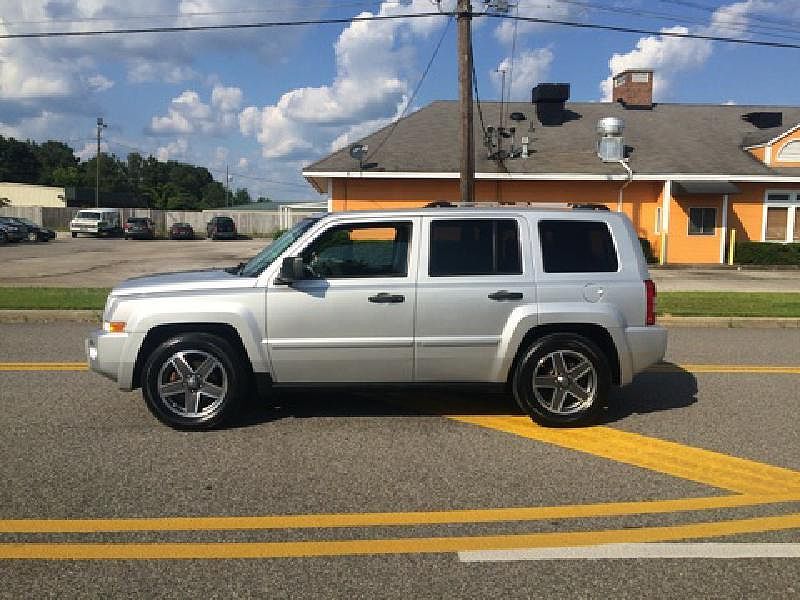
xmin=657 ymin=316 xmax=800 ymax=328
xmin=0 ymin=310 xmax=102 ymax=323
xmin=1 ymin=310 xmax=798 ymax=328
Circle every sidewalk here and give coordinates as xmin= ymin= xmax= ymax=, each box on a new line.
xmin=651 ymin=267 xmax=800 ymax=292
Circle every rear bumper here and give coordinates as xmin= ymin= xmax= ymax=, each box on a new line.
xmin=625 ymin=325 xmax=668 ymax=377
xmin=86 ymin=329 xmax=140 ymax=390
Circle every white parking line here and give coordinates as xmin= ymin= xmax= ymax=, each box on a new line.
xmin=458 ymin=543 xmax=800 ymax=562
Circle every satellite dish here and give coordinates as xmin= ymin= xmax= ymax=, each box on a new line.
xmin=510 ymin=112 xmax=526 ymax=122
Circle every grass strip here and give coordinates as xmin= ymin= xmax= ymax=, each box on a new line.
xmin=659 ymin=292 xmax=800 ymax=317
xmin=0 ymin=288 xmax=798 ymax=318
xmin=0 ymin=288 xmax=110 ymax=310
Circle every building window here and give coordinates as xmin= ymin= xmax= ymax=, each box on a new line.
xmin=654 ymin=207 xmax=663 ymax=234
xmin=763 ymin=192 xmax=799 ymax=243
xmin=776 ymin=140 xmax=800 ymax=162
xmin=688 ymin=207 xmax=716 ymax=235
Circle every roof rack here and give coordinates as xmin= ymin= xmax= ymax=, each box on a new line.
xmin=568 ymin=203 xmax=610 ymax=211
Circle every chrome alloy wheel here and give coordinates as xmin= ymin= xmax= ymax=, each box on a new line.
xmin=531 ymin=350 xmax=597 ymax=415
xmin=156 ymin=350 xmax=228 ymax=418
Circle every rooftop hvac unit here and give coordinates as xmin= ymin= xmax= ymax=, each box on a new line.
xmin=598 ymin=136 xmax=624 ymax=162
xmin=597 ymin=117 xmax=625 ymax=162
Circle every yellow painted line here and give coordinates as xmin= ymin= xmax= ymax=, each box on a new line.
xmin=3 ymin=494 xmax=798 ymax=534
xmin=451 ymin=416 xmax=800 ymax=496
xmin=2 ymin=512 xmax=800 ymax=560
xmin=0 ymin=362 xmax=87 ymax=371
xmin=651 ymin=364 xmax=800 ymax=374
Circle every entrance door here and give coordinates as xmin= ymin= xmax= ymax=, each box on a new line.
xmin=265 ymin=217 xmax=418 ymax=383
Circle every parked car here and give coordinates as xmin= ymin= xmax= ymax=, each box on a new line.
xmin=0 ymin=223 xmax=9 ymax=244
xmin=0 ymin=217 xmax=27 ymax=242
xmin=206 ymin=216 xmax=237 ymax=240
xmin=70 ymin=208 xmax=122 ymax=238
xmin=169 ymin=222 xmax=194 ymax=240
xmin=10 ymin=217 xmax=55 ymax=242
xmin=124 ymin=217 xmax=156 ymax=240
xmin=87 ymin=206 xmax=667 ymax=430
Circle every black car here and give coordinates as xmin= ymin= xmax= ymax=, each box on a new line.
xmin=206 ymin=216 xmax=237 ymax=240
xmin=0 ymin=217 xmax=28 ymax=242
xmin=124 ymin=217 xmax=156 ymax=240
xmin=14 ymin=217 xmax=56 ymax=242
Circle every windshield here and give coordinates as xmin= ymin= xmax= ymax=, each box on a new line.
xmin=76 ymin=211 xmax=101 ymax=220
xmin=239 ymin=218 xmax=319 ymax=277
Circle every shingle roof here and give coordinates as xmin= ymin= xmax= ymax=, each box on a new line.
xmin=305 ymin=101 xmax=800 ymax=177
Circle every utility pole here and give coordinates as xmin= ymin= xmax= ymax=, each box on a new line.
xmin=95 ymin=117 xmax=107 ymax=208
xmin=225 ymin=164 xmax=229 ymax=207
xmin=457 ymin=0 xmax=474 ymax=204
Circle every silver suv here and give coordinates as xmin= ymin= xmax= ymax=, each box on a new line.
xmin=87 ymin=207 xmax=666 ymax=429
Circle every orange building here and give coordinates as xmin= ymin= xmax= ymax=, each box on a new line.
xmin=304 ymin=70 xmax=800 ymax=264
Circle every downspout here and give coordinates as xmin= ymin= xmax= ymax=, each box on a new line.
xmin=617 ymin=159 xmax=633 ymax=213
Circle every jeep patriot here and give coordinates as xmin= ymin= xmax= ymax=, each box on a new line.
xmin=87 ymin=206 xmax=667 ymax=429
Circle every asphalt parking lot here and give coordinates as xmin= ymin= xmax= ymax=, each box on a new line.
xmin=3 ymin=233 xmax=800 ymax=291
xmin=1 ymin=324 xmax=799 ymax=598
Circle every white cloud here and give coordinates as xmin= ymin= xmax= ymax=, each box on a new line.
xmin=87 ymin=75 xmax=115 ymax=93
xmin=237 ymin=157 xmax=249 ymax=169
xmin=493 ymin=0 xmax=578 ymax=44
xmin=239 ymin=0 xmax=447 ymax=160
xmin=156 ymin=138 xmax=189 ymax=162
xmin=491 ymin=48 xmax=553 ymax=101
xmin=149 ymin=86 xmax=242 ymax=135
xmin=598 ymin=1 xmax=793 ymax=101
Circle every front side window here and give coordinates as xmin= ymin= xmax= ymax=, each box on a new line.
xmin=301 ymin=222 xmax=411 ymax=279
xmin=688 ymin=207 xmax=716 ymax=235
xmin=429 ymin=219 xmax=522 ymax=277
xmin=765 ymin=207 xmax=789 ymax=241
xmin=538 ymin=220 xmax=618 ymax=273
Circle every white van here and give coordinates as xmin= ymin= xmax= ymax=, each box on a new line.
xmin=70 ymin=208 xmax=122 ymax=238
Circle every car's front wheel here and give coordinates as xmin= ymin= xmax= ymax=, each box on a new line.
xmin=141 ymin=333 xmax=246 ymax=430
xmin=512 ymin=333 xmax=609 ymax=427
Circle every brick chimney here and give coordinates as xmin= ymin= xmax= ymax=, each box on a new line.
xmin=612 ymin=69 xmax=653 ymax=108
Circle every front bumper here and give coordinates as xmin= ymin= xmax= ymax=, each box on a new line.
xmin=86 ymin=329 xmax=139 ymax=390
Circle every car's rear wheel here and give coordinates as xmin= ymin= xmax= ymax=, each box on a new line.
xmin=142 ymin=333 xmax=246 ymax=430
xmin=71 ymin=232 xmax=77 ymax=238
xmin=512 ymin=333 xmax=609 ymax=427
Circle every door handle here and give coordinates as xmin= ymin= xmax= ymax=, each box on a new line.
xmin=488 ymin=290 xmax=523 ymax=301
xmin=368 ymin=292 xmax=405 ymax=303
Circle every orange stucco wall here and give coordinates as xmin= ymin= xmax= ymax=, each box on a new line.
xmin=328 ymin=177 xmax=800 ymax=264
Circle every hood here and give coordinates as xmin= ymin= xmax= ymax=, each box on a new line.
xmin=112 ymin=269 xmax=257 ymax=297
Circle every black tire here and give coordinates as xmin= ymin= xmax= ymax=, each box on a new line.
xmin=124 ymin=235 xmax=129 ymax=240
xmin=512 ymin=333 xmax=610 ymax=427
xmin=71 ymin=232 xmax=77 ymax=238
xmin=141 ymin=332 xmax=247 ymax=430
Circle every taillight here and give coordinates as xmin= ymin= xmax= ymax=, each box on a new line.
xmin=645 ymin=279 xmax=656 ymax=326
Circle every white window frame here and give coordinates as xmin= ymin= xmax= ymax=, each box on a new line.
xmin=687 ymin=206 xmax=717 ymax=236
xmin=762 ymin=190 xmax=799 ymax=243
xmin=654 ymin=206 xmax=662 ymax=234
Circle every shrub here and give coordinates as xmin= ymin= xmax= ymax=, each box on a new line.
xmin=735 ymin=241 xmax=800 ymax=265
xmin=639 ymin=237 xmax=658 ymax=264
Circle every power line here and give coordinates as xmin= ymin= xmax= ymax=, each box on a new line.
xmin=490 ymin=12 xmax=800 ymax=50
xmin=367 ymin=15 xmax=453 ymax=163
xmin=0 ymin=12 xmax=447 ymax=40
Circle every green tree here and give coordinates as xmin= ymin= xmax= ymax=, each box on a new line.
xmin=0 ymin=136 xmax=41 ymax=183
xmin=233 ymin=187 xmax=252 ymax=205
xmin=33 ymin=140 xmax=78 ymax=185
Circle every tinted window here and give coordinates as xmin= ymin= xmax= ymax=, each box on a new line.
xmin=538 ymin=220 xmax=618 ymax=273
xmin=302 ymin=222 xmax=411 ymax=279
xmin=429 ymin=219 xmax=521 ymax=276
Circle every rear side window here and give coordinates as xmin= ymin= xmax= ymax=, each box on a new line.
xmin=538 ymin=220 xmax=619 ymax=273
xmin=429 ymin=219 xmax=522 ymax=276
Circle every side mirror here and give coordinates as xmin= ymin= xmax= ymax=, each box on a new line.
xmin=276 ymin=256 xmax=305 ymax=285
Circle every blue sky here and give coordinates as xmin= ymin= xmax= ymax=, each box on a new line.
xmin=1 ymin=1 xmax=799 ymax=201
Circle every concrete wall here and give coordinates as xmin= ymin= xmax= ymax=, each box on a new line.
xmin=0 ymin=183 xmax=67 ymax=207
xmin=0 ymin=207 xmax=315 ymax=237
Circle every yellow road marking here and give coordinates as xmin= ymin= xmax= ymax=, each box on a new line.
xmin=451 ymin=416 xmax=800 ymax=496
xmin=0 ymin=362 xmax=87 ymax=371
xmin=3 ymin=494 xmax=798 ymax=534
xmin=651 ymin=364 xmax=800 ymax=374
xmin=2 ymin=512 xmax=800 ymax=560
